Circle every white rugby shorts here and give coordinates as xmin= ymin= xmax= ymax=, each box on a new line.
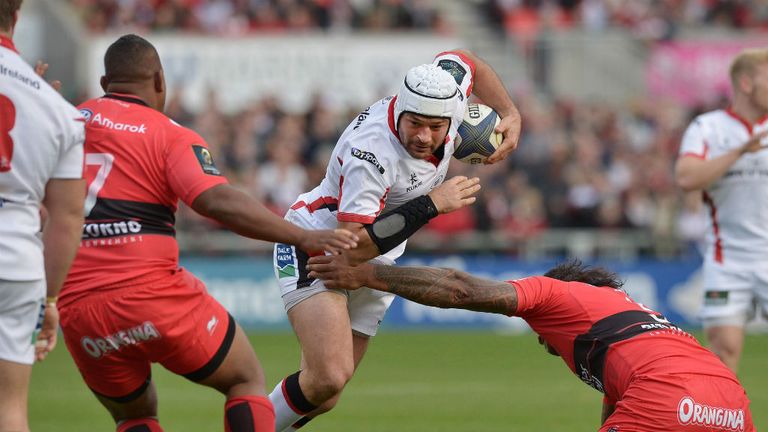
xmin=0 ymin=279 xmax=45 ymax=365
xmin=273 ymin=242 xmax=395 ymax=337
xmin=700 ymin=260 xmax=768 ymax=327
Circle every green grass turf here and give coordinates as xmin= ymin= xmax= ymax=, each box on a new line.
xmin=29 ymin=332 xmax=766 ymax=431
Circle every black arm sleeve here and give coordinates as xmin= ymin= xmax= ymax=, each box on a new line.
xmin=364 ymin=195 xmax=439 ymax=254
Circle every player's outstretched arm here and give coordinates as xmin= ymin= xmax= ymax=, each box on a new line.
xmin=451 ymin=49 xmax=521 ymax=164
xmin=307 ymin=257 xmax=517 ymax=315
xmin=676 ymin=130 xmax=768 ymax=191
xmin=191 ymin=184 xmax=357 ymax=254
xmin=341 ymin=176 xmax=481 ymax=265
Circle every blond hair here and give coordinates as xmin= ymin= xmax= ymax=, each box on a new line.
xmin=730 ymin=48 xmax=768 ymax=89
xmin=0 ymin=0 xmax=22 ymax=31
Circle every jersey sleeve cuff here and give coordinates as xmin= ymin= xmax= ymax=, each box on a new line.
xmin=337 ymin=212 xmax=375 ymax=224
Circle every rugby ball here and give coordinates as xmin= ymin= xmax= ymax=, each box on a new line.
xmin=453 ymin=103 xmax=502 ymax=164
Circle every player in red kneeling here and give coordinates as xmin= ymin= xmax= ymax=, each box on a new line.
xmin=58 ymin=35 xmax=358 ymax=432
xmin=308 ymin=258 xmax=755 ymax=432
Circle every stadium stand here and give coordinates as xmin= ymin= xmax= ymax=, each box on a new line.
xmin=44 ymin=0 xmax=736 ymax=257
xmin=69 ymin=0 xmax=448 ymax=34
xmin=487 ymin=0 xmax=768 ymax=40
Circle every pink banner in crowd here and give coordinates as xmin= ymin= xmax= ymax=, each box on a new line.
xmin=646 ymin=39 xmax=768 ymax=107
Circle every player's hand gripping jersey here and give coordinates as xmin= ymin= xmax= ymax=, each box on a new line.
xmin=0 ymin=35 xmax=85 ymax=281
xmin=679 ymin=108 xmax=768 ymax=263
xmin=287 ymin=52 xmax=475 ymax=262
xmin=61 ymin=94 xmax=227 ymax=306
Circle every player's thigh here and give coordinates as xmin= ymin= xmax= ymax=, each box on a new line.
xmin=60 ymin=273 xmax=230 ymax=397
xmin=59 ymin=293 xmax=155 ymax=401
xmin=700 ymin=263 xmax=754 ymax=327
xmin=196 ymin=322 xmax=265 ymax=396
xmin=0 ymin=279 xmax=45 ymax=365
xmin=153 ymin=277 xmax=240 ymax=384
xmin=287 ymin=288 xmax=354 ymax=371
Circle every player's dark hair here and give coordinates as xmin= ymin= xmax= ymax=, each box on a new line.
xmin=0 ymin=0 xmax=23 ymax=31
xmin=103 ymin=34 xmax=160 ymax=83
xmin=544 ymin=260 xmax=624 ymax=289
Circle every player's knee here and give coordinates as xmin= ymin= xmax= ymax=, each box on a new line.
xmin=314 ymin=397 xmax=340 ymax=414
xmin=307 ymin=367 xmax=353 ymax=400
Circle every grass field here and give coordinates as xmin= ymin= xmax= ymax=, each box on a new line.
xmin=30 ymin=331 xmax=767 ymax=431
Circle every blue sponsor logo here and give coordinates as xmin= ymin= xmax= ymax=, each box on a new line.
xmin=276 ymin=244 xmax=296 ymax=278
xmin=79 ymin=108 xmax=93 ymax=122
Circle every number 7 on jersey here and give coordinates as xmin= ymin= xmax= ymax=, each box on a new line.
xmin=84 ymin=153 xmax=115 ymax=216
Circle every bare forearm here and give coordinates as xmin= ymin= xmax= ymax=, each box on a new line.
xmin=367 ymin=265 xmax=517 ymax=314
xmin=342 ymin=231 xmax=381 ymax=265
xmin=194 ymin=185 xmax=305 ymax=245
xmin=42 ymin=217 xmax=82 ymax=297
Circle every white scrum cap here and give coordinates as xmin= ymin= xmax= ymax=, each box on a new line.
xmin=394 ymin=64 xmax=460 ymax=131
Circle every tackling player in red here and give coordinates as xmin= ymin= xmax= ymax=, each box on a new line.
xmin=58 ymin=34 xmax=357 ymax=432
xmin=307 ymin=257 xmax=755 ymax=432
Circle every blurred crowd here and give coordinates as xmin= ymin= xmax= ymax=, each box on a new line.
xmin=72 ymin=0 xmax=768 ymax=38
xmin=64 ymin=0 xmax=720 ymax=256
xmin=164 ymin=86 xmax=710 ymax=255
xmin=488 ymin=0 xmax=768 ymax=41
xmin=68 ymin=0 xmax=448 ymax=34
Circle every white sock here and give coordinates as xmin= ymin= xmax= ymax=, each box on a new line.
xmin=269 ymin=379 xmax=305 ymax=432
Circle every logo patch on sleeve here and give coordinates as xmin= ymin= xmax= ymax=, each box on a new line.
xmin=437 ymin=59 xmax=467 ymax=85
xmin=351 ymin=147 xmax=385 ymax=174
xmin=79 ymin=108 xmax=93 ymax=122
xmin=275 ymin=244 xmax=296 ymax=278
xmin=192 ymin=145 xmax=222 ymax=176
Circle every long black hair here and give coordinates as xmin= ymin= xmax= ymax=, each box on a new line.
xmin=543 ymin=260 xmax=624 ymax=289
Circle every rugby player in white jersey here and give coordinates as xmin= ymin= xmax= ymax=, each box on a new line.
xmin=0 ymin=1 xmax=86 ymax=430
xmin=269 ymin=50 xmax=521 ymax=431
xmin=676 ymin=48 xmax=768 ymax=373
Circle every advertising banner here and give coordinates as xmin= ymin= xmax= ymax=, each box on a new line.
xmin=646 ymin=39 xmax=768 ymax=107
xmin=86 ymin=34 xmax=460 ymax=113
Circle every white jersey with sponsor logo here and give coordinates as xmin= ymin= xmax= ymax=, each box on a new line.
xmin=678 ymin=108 xmax=768 ymax=264
xmin=288 ymin=52 xmax=475 ymax=263
xmin=0 ymin=36 xmax=85 ymax=281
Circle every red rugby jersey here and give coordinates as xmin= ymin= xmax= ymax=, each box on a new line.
xmin=510 ymin=276 xmax=739 ymax=404
xmin=60 ymin=93 xmax=227 ymax=306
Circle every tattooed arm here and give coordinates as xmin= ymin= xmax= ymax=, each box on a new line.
xmin=306 ymin=257 xmax=518 ymax=315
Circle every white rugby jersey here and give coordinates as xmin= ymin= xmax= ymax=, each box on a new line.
xmin=678 ymin=107 xmax=768 ymax=264
xmin=288 ymin=52 xmax=475 ymax=262
xmin=0 ymin=36 xmax=85 ymax=281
